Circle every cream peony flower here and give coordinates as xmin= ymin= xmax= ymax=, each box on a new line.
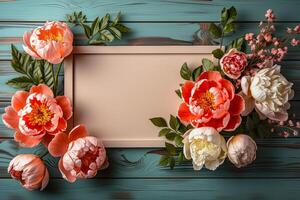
xmin=240 ymin=65 xmax=294 ymax=121
xmin=227 ymin=134 xmax=257 ymax=168
xmin=183 ymin=127 xmax=227 ymax=171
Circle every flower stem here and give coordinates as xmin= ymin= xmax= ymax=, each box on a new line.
xmin=50 ymin=63 xmax=56 ymax=94
xmin=54 ymin=62 xmax=63 ymax=96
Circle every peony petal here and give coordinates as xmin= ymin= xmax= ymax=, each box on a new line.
xmin=48 ymin=132 xmax=69 ymax=157
xmin=228 ymin=95 xmax=245 ymax=116
xmin=58 ymin=158 xmax=76 ymax=183
xmin=23 ymin=30 xmax=41 ymax=58
xmin=241 ymin=76 xmax=251 ymax=96
xmin=203 ymin=113 xmax=230 ymax=132
xmin=198 ymin=71 xmax=222 ymax=82
xmin=223 ymin=115 xmax=242 ymax=131
xmin=55 ymin=96 xmax=72 ymax=120
xmin=11 ymin=91 xmax=29 ymax=112
xmin=29 ymin=84 xmax=54 ymax=97
xmin=68 ymin=124 xmax=88 ymax=142
xmin=178 ymin=103 xmax=196 ymax=123
xmin=181 ymin=81 xmax=195 ymax=104
xmin=239 ymin=92 xmax=255 ymax=116
xmin=14 ymin=131 xmax=43 ymax=148
xmin=40 ymin=168 xmax=49 ymax=191
xmin=219 ymin=79 xmax=235 ymax=100
xmin=2 ymin=106 xmax=19 ymax=129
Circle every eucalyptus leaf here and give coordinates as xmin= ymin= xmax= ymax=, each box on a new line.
xmin=159 ymin=128 xmax=172 ymax=137
xmin=191 ymin=66 xmax=203 ymax=81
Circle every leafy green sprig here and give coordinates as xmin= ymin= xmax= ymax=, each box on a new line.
xmin=67 ymin=11 xmax=130 ymax=45
xmin=6 ymin=45 xmax=60 ymax=95
xmin=150 ymin=115 xmax=193 ymax=169
xmin=209 ymin=7 xmax=245 ymax=59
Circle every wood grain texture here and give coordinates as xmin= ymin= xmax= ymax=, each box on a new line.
xmin=0 ymin=0 xmax=299 ymax=22
xmin=0 ymin=0 xmax=300 ymax=199
xmin=0 ymin=178 xmax=300 ymax=200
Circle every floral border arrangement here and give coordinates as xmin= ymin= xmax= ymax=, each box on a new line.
xmin=2 ymin=12 xmax=129 ymax=190
xmin=150 ymin=8 xmax=300 ymax=170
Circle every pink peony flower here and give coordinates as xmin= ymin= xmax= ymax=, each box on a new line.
xmin=48 ymin=125 xmax=108 ymax=182
xmin=178 ymin=71 xmax=245 ymax=132
xmin=23 ymin=21 xmax=73 ymax=64
xmin=8 ymin=154 xmax=49 ymax=191
xmin=220 ymin=48 xmax=248 ymax=79
xmin=2 ymin=84 xmax=72 ymax=147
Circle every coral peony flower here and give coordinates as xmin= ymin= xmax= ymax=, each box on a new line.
xmin=227 ymin=134 xmax=257 ymax=168
xmin=23 ymin=21 xmax=73 ymax=64
xmin=183 ymin=127 xmax=227 ymax=171
xmin=8 ymin=154 xmax=49 ymax=191
xmin=220 ymin=48 xmax=248 ymax=79
xmin=178 ymin=71 xmax=245 ymax=131
xmin=240 ymin=65 xmax=294 ymax=121
xmin=2 ymin=84 xmax=72 ymax=147
xmin=48 ymin=125 xmax=108 ymax=182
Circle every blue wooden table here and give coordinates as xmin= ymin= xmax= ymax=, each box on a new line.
xmin=1 ymin=1 xmax=300 ymax=199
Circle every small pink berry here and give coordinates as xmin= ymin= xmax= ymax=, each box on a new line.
xmin=291 ymin=38 xmax=300 ymax=46
xmin=282 ymin=131 xmax=289 ymax=138
xmin=287 ymin=27 xmax=292 ymax=34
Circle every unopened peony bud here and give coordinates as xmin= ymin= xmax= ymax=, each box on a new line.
xmin=8 ymin=154 xmax=49 ymax=191
xmin=227 ymin=134 xmax=257 ymax=168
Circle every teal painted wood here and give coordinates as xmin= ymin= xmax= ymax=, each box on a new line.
xmin=1 ymin=139 xmax=300 ymax=179
xmin=0 ymin=0 xmax=300 ymax=199
xmin=0 ymin=178 xmax=300 ymax=200
xmin=0 ymin=0 xmax=299 ymax=22
xmin=1 ymin=22 xmax=300 ymax=60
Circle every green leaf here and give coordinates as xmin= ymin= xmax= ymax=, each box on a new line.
xmin=191 ymin=66 xmax=203 ymax=81
xmin=178 ymin=151 xmax=185 ymax=164
xmin=113 ymin=12 xmax=121 ymax=25
xmin=91 ymin=17 xmax=101 ymax=35
xmin=99 ymin=14 xmax=110 ymax=30
xmin=209 ymin=23 xmax=222 ymax=38
xmin=99 ymin=29 xmax=114 ymax=42
xmin=159 ymin=128 xmax=172 ymax=137
xmin=81 ymin=23 xmax=92 ymax=38
xmin=7 ymin=76 xmax=34 ymax=91
xmin=166 ymin=132 xmax=176 ymax=141
xmin=165 ymin=142 xmax=176 ymax=155
xmin=169 ymin=115 xmax=179 ymax=131
xmin=202 ymin=58 xmax=214 ymax=71
xmin=150 ymin=117 xmax=168 ymax=127
xmin=223 ymin=23 xmax=235 ymax=34
xmin=108 ymin=27 xmax=122 ymax=40
xmin=175 ymin=135 xmax=183 ymax=147
xmin=227 ymin=37 xmax=245 ymax=51
xmin=159 ymin=155 xmax=170 ymax=166
xmin=221 ymin=7 xmax=229 ymax=25
xmin=228 ymin=7 xmax=237 ymax=23
xmin=180 ymin=62 xmax=192 ymax=80
xmin=212 ymin=49 xmax=224 ymax=59
xmin=114 ymin=23 xmax=130 ymax=33
xmin=175 ymin=89 xmax=182 ymax=98
xmin=169 ymin=157 xmax=175 ymax=169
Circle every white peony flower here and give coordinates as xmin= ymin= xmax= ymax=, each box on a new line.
xmin=240 ymin=64 xmax=294 ymax=121
xmin=227 ymin=134 xmax=257 ymax=168
xmin=183 ymin=127 xmax=227 ymax=171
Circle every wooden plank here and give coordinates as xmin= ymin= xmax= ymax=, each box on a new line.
xmin=0 ymin=0 xmax=300 ymax=22
xmin=1 ymin=139 xmax=300 ymax=179
xmin=0 ymin=178 xmax=299 ymax=200
xmin=1 ymin=22 xmax=299 ymax=60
